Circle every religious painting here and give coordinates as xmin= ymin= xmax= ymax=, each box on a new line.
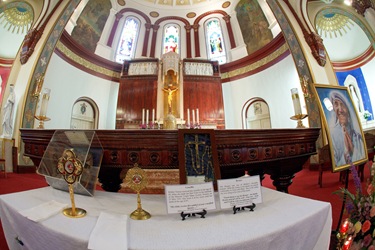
xmin=235 ymin=0 xmax=273 ymax=55
xmin=313 ymin=84 xmax=367 ymax=172
xmin=178 ymin=129 xmax=221 ymax=188
xmin=71 ymin=0 xmax=111 ymax=52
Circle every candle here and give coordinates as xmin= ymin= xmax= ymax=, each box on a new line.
xmin=146 ymin=109 xmax=149 ymax=126
xmin=187 ymin=109 xmax=190 ymax=126
xmin=291 ymin=88 xmax=302 ymax=115
xmin=142 ymin=109 xmax=145 ymax=125
xmin=192 ymin=109 xmax=195 ymax=125
xmin=39 ymin=88 xmax=51 ymax=117
xmin=342 ymin=236 xmax=352 ymax=250
xmin=340 ymin=219 xmax=349 ymax=234
xmin=152 ymin=109 xmax=155 ymax=125
xmin=196 ymin=108 xmax=199 ymax=125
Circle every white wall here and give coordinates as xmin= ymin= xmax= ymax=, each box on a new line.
xmin=362 ymin=58 xmax=375 ymax=109
xmin=40 ymin=53 xmax=119 ymax=129
xmin=222 ymin=55 xmax=307 ymax=129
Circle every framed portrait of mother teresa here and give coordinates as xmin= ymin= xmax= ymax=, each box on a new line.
xmin=313 ymin=84 xmax=367 ymax=172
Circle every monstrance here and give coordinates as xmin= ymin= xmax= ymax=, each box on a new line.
xmin=125 ymin=164 xmax=151 ymax=220
xmin=57 ymin=149 xmax=86 ymax=218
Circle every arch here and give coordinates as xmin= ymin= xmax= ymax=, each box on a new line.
xmin=70 ymin=97 xmax=99 ymax=129
xmin=241 ymin=97 xmax=271 ymax=129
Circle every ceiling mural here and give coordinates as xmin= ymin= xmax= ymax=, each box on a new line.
xmin=71 ymin=0 xmax=111 ymax=52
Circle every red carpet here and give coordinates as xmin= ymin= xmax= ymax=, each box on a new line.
xmin=0 ymin=167 xmax=368 ymax=249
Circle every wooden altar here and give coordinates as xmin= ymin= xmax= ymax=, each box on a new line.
xmin=20 ymin=128 xmax=320 ymax=193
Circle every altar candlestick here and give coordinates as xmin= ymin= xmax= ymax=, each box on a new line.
xmin=146 ymin=109 xmax=149 ymax=126
xmin=152 ymin=109 xmax=155 ymax=125
xmin=291 ymin=88 xmax=302 ymax=115
xmin=192 ymin=109 xmax=196 ymax=125
xmin=142 ymin=109 xmax=145 ymax=125
xmin=39 ymin=88 xmax=51 ymax=117
xmin=196 ymin=109 xmax=199 ymax=124
xmin=187 ymin=109 xmax=190 ymax=126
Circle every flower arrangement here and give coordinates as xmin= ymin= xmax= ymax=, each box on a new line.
xmin=364 ymin=111 xmax=372 ymax=121
xmin=336 ymin=160 xmax=375 ymax=250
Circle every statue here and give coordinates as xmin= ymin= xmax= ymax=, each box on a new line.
xmin=163 ymin=86 xmax=178 ymax=113
xmin=2 ymin=84 xmax=15 ymax=138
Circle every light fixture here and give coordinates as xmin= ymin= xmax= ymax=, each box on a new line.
xmin=344 ymin=0 xmax=352 ymax=6
xmin=321 ymin=0 xmax=334 ymax=3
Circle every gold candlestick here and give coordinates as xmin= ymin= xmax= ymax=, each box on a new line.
xmin=290 ymin=114 xmax=308 ymax=128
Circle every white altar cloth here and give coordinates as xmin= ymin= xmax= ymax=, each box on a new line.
xmin=0 ymin=186 xmax=332 ymax=250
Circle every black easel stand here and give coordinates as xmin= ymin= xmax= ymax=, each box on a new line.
xmin=233 ymin=203 xmax=256 ymax=214
xmin=180 ymin=210 xmax=207 ymax=221
xmin=332 ymin=169 xmax=350 ymax=235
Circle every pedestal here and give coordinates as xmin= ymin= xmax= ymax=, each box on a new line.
xmin=0 ymin=138 xmax=14 ymax=173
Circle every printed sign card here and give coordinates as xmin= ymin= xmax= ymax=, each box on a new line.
xmin=217 ymin=175 xmax=262 ymax=209
xmin=164 ymin=182 xmax=216 ymax=214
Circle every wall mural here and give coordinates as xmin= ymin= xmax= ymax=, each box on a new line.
xmin=235 ymin=0 xmax=273 ymax=55
xmin=71 ymin=0 xmax=111 ymax=52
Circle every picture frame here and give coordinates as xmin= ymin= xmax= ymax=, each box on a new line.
xmin=178 ymin=129 xmax=221 ymax=187
xmin=313 ymin=84 xmax=368 ymax=172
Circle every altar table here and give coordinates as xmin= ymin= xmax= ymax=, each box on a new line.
xmin=0 ymin=187 xmax=332 ymax=250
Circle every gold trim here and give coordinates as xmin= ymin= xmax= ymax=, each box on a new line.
xmin=186 ymin=12 xmax=196 ymax=18
xmin=222 ymin=1 xmax=231 ymax=8
xmin=56 ymin=41 xmax=120 ymax=79
xmin=221 ymin=44 xmax=289 ymax=80
xmin=150 ymin=11 xmax=159 ymax=17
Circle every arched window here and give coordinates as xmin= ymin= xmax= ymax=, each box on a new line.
xmin=205 ymin=18 xmax=226 ymax=64
xmin=115 ymin=16 xmax=140 ymax=63
xmin=163 ymin=24 xmax=180 ymax=54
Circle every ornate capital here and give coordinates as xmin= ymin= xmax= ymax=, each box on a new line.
xmin=222 ymin=15 xmax=231 ymax=23
xmin=115 ymin=13 xmax=123 ymax=21
xmin=304 ymin=32 xmax=326 ymax=67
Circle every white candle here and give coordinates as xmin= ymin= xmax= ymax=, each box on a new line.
xmin=152 ymin=109 xmax=155 ymax=125
xmin=192 ymin=109 xmax=196 ymax=125
xmin=291 ymin=88 xmax=302 ymax=115
xmin=196 ymin=108 xmax=199 ymax=124
xmin=187 ymin=109 xmax=190 ymax=125
xmin=146 ymin=109 xmax=149 ymax=125
xmin=39 ymin=88 xmax=51 ymax=117
xmin=142 ymin=108 xmax=145 ymax=125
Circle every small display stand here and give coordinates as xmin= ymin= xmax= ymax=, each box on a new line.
xmin=233 ymin=204 xmax=256 ymax=214
xmin=180 ymin=210 xmax=207 ymax=221
xmin=37 ymin=130 xmax=103 ymax=196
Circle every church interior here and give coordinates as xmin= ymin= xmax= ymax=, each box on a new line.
xmin=0 ymin=0 xmax=375 ymax=249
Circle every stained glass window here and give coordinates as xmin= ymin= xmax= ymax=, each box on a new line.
xmin=205 ymin=19 xmax=226 ymax=64
xmin=163 ymin=24 xmax=179 ymax=54
xmin=115 ymin=17 xmax=139 ymax=63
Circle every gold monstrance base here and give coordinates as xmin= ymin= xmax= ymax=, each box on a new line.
xmin=130 ymin=193 xmax=151 ymax=220
xmin=290 ymin=114 xmax=308 ymax=128
xmin=62 ymin=207 xmax=87 ymax=218
xmin=34 ymin=115 xmax=50 ymax=129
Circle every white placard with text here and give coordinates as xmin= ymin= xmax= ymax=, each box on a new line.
xmin=217 ymin=175 xmax=262 ymax=209
xmin=164 ymin=182 xmax=216 ymax=214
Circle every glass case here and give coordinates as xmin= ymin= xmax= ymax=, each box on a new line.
xmin=37 ymin=130 xmax=103 ymax=196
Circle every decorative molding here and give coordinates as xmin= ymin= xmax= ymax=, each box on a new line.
xmin=220 ymin=34 xmax=288 ymax=82
xmin=333 ymin=46 xmax=375 ymax=71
